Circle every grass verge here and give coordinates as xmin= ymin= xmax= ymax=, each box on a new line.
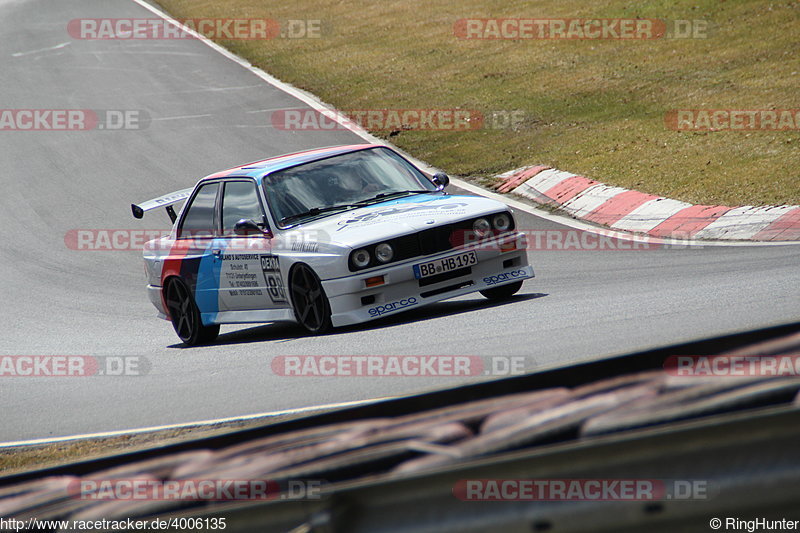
xmin=153 ymin=0 xmax=798 ymax=206
xmin=0 ymin=410 xmax=330 ymax=476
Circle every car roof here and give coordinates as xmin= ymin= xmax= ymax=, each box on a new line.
xmin=197 ymin=143 xmax=381 ymax=185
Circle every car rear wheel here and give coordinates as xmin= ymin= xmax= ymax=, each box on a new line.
xmin=290 ymin=264 xmax=332 ymax=334
xmin=165 ymin=278 xmax=220 ymax=346
xmin=480 ymin=280 xmax=523 ymax=300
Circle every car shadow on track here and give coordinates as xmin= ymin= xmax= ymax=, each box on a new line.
xmin=169 ymin=292 xmax=548 ymax=348
xmin=340 ymin=292 xmax=548 ymax=334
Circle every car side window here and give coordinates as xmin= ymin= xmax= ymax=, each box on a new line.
xmin=221 ymin=181 xmax=265 ymax=235
xmin=179 ymin=182 xmax=219 ymax=238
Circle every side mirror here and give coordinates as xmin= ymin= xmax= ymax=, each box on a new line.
xmin=234 ymin=219 xmax=270 ymax=237
xmin=431 ymin=172 xmax=450 ymax=191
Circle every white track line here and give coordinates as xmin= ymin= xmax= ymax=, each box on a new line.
xmin=12 ymin=41 xmax=70 ymax=57
xmin=128 ymin=0 xmax=800 ymax=248
xmin=0 ymin=397 xmax=392 ymax=448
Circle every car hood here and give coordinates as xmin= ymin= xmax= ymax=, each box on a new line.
xmin=292 ymin=194 xmax=508 ymax=247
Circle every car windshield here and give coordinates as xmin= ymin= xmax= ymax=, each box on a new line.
xmin=262 ymin=147 xmax=437 ymax=227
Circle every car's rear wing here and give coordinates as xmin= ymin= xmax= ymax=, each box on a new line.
xmin=131 ymin=187 xmax=194 ymax=223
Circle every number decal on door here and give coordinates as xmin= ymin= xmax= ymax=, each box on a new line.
xmin=260 ymin=255 xmax=288 ymax=304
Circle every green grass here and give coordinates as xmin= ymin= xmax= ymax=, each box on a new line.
xmin=156 ymin=0 xmax=799 ymax=205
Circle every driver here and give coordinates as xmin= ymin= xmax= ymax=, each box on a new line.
xmin=327 ymin=173 xmax=379 ymax=203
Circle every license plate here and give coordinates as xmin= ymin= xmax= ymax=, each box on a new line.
xmin=413 ymin=251 xmax=477 ymax=279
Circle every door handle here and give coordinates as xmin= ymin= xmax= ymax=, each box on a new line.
xmin=212 ymin=249 xmax=222 ymax=256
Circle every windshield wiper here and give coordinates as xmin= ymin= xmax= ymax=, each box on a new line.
xmin=280 ymin=205 xmax=356 ymax=225
xmin=351 ymin=190 xmax=433 ymax=206
xmin=280 ymin=191 xmax=435 ymax=225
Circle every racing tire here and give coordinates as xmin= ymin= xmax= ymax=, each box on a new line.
xmin=480 ymin=280 xmax=523 ymax=300
xmin=290 ymin=264 xmax=332 ymax=335
xmin=165 ymin=278 xmax=220 ymax=346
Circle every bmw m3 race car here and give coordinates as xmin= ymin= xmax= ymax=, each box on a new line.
xmin=132 ymin=144 xmax=534 ymax=345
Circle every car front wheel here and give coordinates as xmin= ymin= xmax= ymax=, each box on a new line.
xmin=290 ymin=264 xmax=332 ymax=334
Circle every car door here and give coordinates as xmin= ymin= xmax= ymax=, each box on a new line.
xmin=172 ymin=181 xmax=222 ymax=319
xmin=217 ymin=179 xmax=289 ymax=311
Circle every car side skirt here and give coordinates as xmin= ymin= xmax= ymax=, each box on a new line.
xmin=201 ymin=309 xmax=297 ymax=325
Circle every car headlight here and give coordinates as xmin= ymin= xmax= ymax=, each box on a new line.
xmin=473 ymin=217 xmax=491 ymax=238
xmin=375 ymin=242 xmax=394 ymax=263
xmin=352 ymin=248 xmax=371 ymax=268
xmin=493 ymin=212 xmax=512 ymax=232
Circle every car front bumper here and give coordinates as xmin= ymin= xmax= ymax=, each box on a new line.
xmin=323 ymin=232 xmax=533 ymax=327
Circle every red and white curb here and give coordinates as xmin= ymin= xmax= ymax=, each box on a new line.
xmin=496 ymin=167 xmax=800 ymax=241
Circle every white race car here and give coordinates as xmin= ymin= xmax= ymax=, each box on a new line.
xmin=132 ymin=144 xmax=534 ymax=345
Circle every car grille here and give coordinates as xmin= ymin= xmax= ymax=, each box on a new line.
xmin=391 ymin=219 xmax=480 ymax=263
xmin=418 ymin=225 xmax=455 ymax=256
xmin=348 ymin=212 xmax=514 ymax=272
xmin=391 ymin=233 xmax=422 ymax=261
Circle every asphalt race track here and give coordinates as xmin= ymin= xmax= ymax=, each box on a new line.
xmin=1 ymin=0 xmax=799 ymax=442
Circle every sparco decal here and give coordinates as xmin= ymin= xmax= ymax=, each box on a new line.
xmin=260 ymin=255 xmax=288 ymax=303
xmin=337 ymin=203 xmax=468 ymax=228
xmin=368 ymin=297 xmax=418 ymax=317
xmin=483 ymin=270 xmax=528 ymax=286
